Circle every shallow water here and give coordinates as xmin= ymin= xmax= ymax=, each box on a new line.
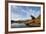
xmin=11 ymin=23 xmax=27 ymax=28
xmin=11 ymin=22 xmax=40 ymax=28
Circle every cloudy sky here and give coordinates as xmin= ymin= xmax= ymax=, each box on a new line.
xmin=11 ymin=5 xmax=41 ymax=20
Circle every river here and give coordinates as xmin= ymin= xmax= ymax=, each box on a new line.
xmin=11 ymin=23 xmax=28 ymax=28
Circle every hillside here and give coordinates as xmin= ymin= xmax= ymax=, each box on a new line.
xmin=11 ymin=15 xmax=41 ymax=27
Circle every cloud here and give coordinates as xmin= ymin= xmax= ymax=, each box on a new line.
xmin=11 ymin=6 xmax=41 ymax=20
xmin=31 ymin=10 xmax=40 ymax=18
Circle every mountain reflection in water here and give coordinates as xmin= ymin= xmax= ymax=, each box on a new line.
xmin=11 ymin=22 xmax=27 ymax=28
